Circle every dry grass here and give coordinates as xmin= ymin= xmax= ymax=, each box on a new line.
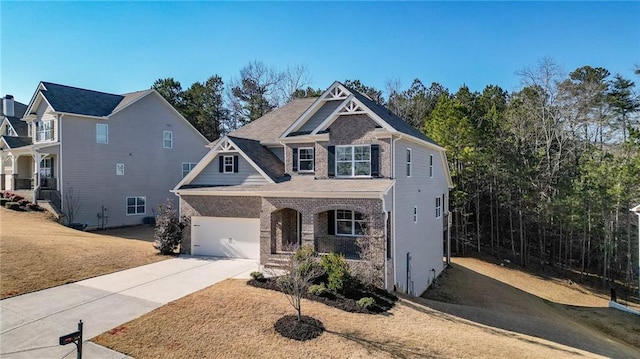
xmin=93 ymin=276 xmax=636 ymax=359
xmin=0 ymin=208 xmax=167 ymax=299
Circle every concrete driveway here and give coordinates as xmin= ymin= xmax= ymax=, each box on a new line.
xmin=0 ymin=256 xmax=259 ymax=358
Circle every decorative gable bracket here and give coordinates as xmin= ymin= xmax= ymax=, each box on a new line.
xmin=338 ymin=99 xmax=366 ymax=114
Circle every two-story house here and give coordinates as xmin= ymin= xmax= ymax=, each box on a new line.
xmin=0 ymin=82 xmax=209 ymax=229
xmin=173 ymin=81 xmax=452 ymax=296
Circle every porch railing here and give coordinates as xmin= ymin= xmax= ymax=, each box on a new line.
xmin=40 ymin=177 xmax=57 ymax=189
xmin=14 ymin=178 xmax=33 ymax=190
xmin=315 ymin=236 xmax=361 ymax=260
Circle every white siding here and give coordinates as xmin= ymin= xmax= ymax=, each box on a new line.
xmin=191 ymin=153 xmax=269 ymax=186
xmin=392 ymin=138 xmax=449 ymax=296
xmin=61 ymin=93 xmax=208 ymax=228
xmin=298 ymin=101 xmax=342 ymax=133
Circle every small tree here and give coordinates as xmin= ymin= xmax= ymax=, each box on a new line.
xmin=63 ymin=186 xmax=81 ymax=226
xmin=274 ymin=246 xmax=323 ymax=321
xmin=355 ymin=226 xmax=386 ymax=288
xmin=153 ymin=200 xmax=181 ymax=255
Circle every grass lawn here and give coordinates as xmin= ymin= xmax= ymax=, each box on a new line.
xmin=0 ymin=208 xmax=168 ymax=299
xmin=92 ymin=258 xmax=640 ymax=359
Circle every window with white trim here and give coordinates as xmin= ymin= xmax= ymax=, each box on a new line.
xmin=182 ymin=162 xmax=197 ymax=178
xmin=436 ymin=196 xmax=442 ymax=218
xmin=36 ymin=120 xmax=54 ymax=142
xmin=223 ymin=156 xmax=234 ymax=173
xmin=116 ymin=163 xmax=124 ymax=176
xmin=96 ymin=123 xmax=108 ymax=144
xmin=163 ymin=131 xmax=173 ymax=149
xmin=406 ymin=148 xmax=412 ymax=177
xmin=298 ymin=147 xmax=314 ymax=172
xmin=336 ymin=145 xmax=371 ymax=177
xmin=413 ymin=206 xmax=418 ymax=223
xmin=336 ymin=209 xmax=366 ymax=236
xmin=429 ymin=154 xmax=434 ymax=178
xmin=126 ymin=196 xmax=146 ymax=215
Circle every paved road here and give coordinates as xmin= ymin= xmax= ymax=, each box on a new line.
xmin=0 ymin=257 xmax=259 ymax=358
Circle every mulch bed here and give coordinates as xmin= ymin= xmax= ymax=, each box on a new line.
xmin=274 ymin=315 xmax=325 ymax=341
xmin=248 ymin=277 xmax=397 ymax=314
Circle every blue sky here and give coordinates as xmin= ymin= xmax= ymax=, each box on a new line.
xmin=1 ymin=1 xmax=638 ymax=104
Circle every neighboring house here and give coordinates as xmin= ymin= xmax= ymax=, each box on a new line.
xmin=174 ymin=81 xmax=453 ymax=296
xmin=1 ymin=95 xmax=29 ymax=192
xmin=0 ymin=82 xmax=209 ymax=229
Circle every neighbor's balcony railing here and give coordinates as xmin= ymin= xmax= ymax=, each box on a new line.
xmin=315 ymin=236 xmax=361 ymax=259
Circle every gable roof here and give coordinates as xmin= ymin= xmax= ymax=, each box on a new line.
xmin=1 ymin=135 xmax=32 ymax=149
xmin=38 ymin=82 xmax=124 ymax=117
xmin=228 ymin=136 xmax=286 ymax=182
xmin=229 ymin=98 xmax=317 ymax=143
xmin=6 ymin=117 xmax=28 ymax=137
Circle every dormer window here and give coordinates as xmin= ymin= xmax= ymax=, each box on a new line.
xmin=6 ymin=126 xmax=16 ymax=137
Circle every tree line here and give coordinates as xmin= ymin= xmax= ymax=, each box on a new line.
xmin=154 ymin=58 xmax=640 ymax=295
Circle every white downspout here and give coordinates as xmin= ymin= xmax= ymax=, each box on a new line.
xmin=392 ymin=134 xmax=400 ymax=290
xmin=58 ymin=114 xmax=64 ymax=212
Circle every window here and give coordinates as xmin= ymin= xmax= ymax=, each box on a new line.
xmin=96 ymin=123 xmax=108 ymax=144
xmin=436 ymin=196 xmax=442 ymax=218
xmin=7 ymin=126 xmax=16 ymax=136
xmin=126 ymin=196 xmax=145 ymax=215
xmin=406 ymin=149 xmax=412 ymax=177
xmin=116 ymin=163 xmax=124 ymax=176
xmin=36 ymin=120 xmax=53 ymax=141
xmin=40 ymin=158 xmax=53 ymax=178
xmin=413 ymin=206 xmax=418 ymax=223
xmin=223 ymin=156 xmax=234 ymax=173
xmin=298 ymin=147 xmax=314 ymax=172
xmin=336 ymin=210 xmax=366 ymax=236
xmin=182 ymin=162 xmax=197 ymax=178
xmin=336 ymin=145 xmax=371 ymax=177
xmin=429 ymin=154 xmax=434 ymax=178
xmin=163 ymin=131 xmax=173 ymax=149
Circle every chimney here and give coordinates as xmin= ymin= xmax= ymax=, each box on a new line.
xmin=3 ymin=95 xmax=15 ymax=117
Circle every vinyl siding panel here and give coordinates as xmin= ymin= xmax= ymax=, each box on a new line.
xmin=60 ymin=93 xmax=208 ymax=228
xmin=392 ymin=138 xmax=449 ymax=296
xmin=298 ymin=101 xmax=342 ymax=133
xmin=190 ymin=153 xmax=269 ymax=186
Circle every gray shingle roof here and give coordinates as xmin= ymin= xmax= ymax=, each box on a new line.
xmin=228 ymin=136 xmax=286 ymax=182
xmin=347 ymin=86 xmax=438 ymax=145
xmin=40 ymin=82 xmax=124 ymax=117
xmin=229 ymin=98 xmax=317 ymax=143
xmin=2 ymin=135 xmax=32 ymax=149
xmin=7 ymin=117 xmax=28 ymax=137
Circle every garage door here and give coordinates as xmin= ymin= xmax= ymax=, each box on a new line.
xmin=191 ymin=216 xmax=260 ymax=259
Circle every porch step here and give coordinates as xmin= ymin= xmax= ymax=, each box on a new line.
xmin=264 ymin=255 xmax=291 ymax=270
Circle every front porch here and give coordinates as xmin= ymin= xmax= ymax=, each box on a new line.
xmin=261 ymin=197 xmax=387 ymax=264
xmin=1 ymin=153 xmax=59 ymax=192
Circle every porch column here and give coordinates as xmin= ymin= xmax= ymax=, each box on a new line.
xmin=7 ymin=155 xmax=16 ymax=190
xmin=32 ymin=152 xmax=42 ymax=201
xmin=301 ymin=212 xmax=315 ymax=249
xmin=0 ymin=153 xmax=4 ymax=190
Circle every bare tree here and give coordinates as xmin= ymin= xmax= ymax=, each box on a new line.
xmin=278 ymin=64 xmax=312 ymax=105
xmin=63 ymin=186 xmax=81 ymax=226
xmin=269 ymin=246 xmax=323 ymax=321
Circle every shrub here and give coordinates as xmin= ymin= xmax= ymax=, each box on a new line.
xmin=5 ymin=202 xmax=20 ymax=211
xmin=18 ymin=199 xmax=30 ymax=207
xmin=321 ymin=253 xmax=350 ymax=292
xmin=307 ymin=283 xmax=328 ymax=296
xmin=10 ymin=195 xmax=24 ymax=202
xmin=250 ymin=271 xmax=265 ymax=281
xmin=0 ymin=198 xmax=8 ymax=206
xmin=26 ymin=203 xmax=44 ymax=211
xmin=153 ymin=200 xmax=182 ymax=255
xmin=356 ymin=297 xmax=376 ymax=309
xmin=294 ymin=246 xmax=322 ymax=278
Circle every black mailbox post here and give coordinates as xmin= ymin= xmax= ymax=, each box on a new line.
xmin=59 ymin=320 xmax=83 ymax=359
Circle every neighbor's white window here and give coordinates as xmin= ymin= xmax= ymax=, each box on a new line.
xmin=36 ymin=120 xmax=54 ymax=141
xmin=96 ymin=123 xmax=108 ymax=144
xmin=435 ymin=196 xmax=442 ymax=218
xmin=413 ymin=206 xmax=418 ymax=223
xmin=223 ymin=156 xmax=234 ymax=173
xmin=182 ymin=162 xmax=197 ymax=178
xmin=40 ymin=158 xmax=53 ymax=178
xmin=336 ymin=145 xmax=371 ymax=177
xmin=126 ymin=196 xmax=145 ymax=215
xmin=163 ymin=131 xmax=173 ymax=149
xmin=7 ymin=126 xmax=16 ymax=136
xmin=406 ymin=148 xmax=412 ymax=177
xmin=429 ymin=154 xmax=434 ymax=178
xmin=336 ymin=210 xmax=366 ymax=236
xmin=116 ymin=163 xmax=124 ymax=176
xmin=298 ymin=147 xmax=314 ymax=172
